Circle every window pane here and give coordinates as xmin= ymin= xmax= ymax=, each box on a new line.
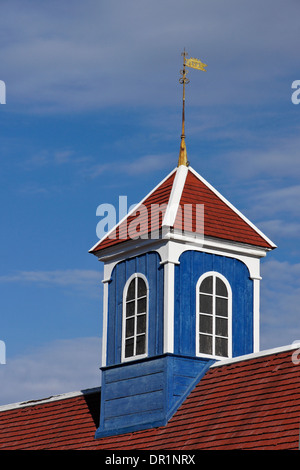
xmin=216 ymin=277 xmax=228 ymax=297
xmin=126 ymin=300 xmax=135 ymax=317
xmin=125 ymin=338 xmax=134 ymax=358
xmin=199 ymin=314 xmax=212 ymax=334
xmin=200 ymin=276 xmax=213 ymax=294
xmin=216 ymin=297 xmax=228 ymax=317
xmin=137 ymin=314 xmax=146 ymax=334
xmin=136 ymin=334 xmax=146 ymax=355
xmin=126 ymin=279 xmax=135 ymax=301
xmin=200 ymin=294 xmax=212 ymax=314
xmin=216 ymin=317 xmax=228 ymax=337
xmin=126 ymin=318 xmax=134 ymax=338
xmin=124 ymin=275 xmax=148 ymax=360
xmin=137 ymin=278 xmax=147 ymax=297
xmin=215 ymin=337 xmax=228 ymax=357
xmin=137 ymin=297 xmax=146 ymax=314
xmin=199 ymin=334 xmax=212 ymax=355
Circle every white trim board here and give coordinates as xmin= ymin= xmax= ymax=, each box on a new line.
xmin=211 ymin=342 xmax=300 ymax=368
xmin=162 ymin=165 xmax=188 ymax=228
xmin=0 ymin=387 xmax=101 ymax=413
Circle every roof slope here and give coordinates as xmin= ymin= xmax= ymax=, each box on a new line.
xmin=174 ymin=169 xmax=274 ymax=249
xmin=90 ymin=166 xmax=275 ymax=254
xmin=1 ymin=345 xmax=300 ymax=450
xmin=90 ymin=170 xmax=176 ymax=253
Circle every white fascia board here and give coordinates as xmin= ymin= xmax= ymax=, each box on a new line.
xmin=162 ymin=165 xmax=188 ymax=228
xmin=188 ymin=166 xmax=277 ymax=250
xmin=170 ymin=230 xmax=269 ymax=258
xmin=96 ymin=236 xmax=166 ymax=265
xmin=0 ymin=387 xmax=101 ymax=413
xmin=89 ymin=167 xmax=177 ymax=254
xmin=164 ymin=237 xmax=262 ymax=279
xmin=95 ymin=230 xmax=266 ymax=279
xmin=211 ymin=342 xmax=300 ymax=368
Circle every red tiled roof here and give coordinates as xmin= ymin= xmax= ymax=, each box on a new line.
xmin=90 ymin=171 xmax=176 ymax=253
xmin=174 ymin=170 xmax=273 ymax=248
xmin=1 ymin=345 xmax=300 ymax=450
xmin=90 ymin=166 xmax=275 ymax=254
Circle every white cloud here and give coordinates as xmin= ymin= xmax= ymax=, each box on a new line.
xmin=122 ymin=154 xmax=174 ymax=176
xmin=0 ymin=337 xmax=101 ymax=406
xmin=1 ymin=0 xmax=299 ymax=113
xmin=260 ymin=259 xmax=300 ymax=349
xmin=0 ymin=269 xmax=101 ymax=299
xmin=224 ymin=135 xmax=300 ymax=181
xmin=85 ymin=153 xmax=174 ymax=179
xmin=0 ymin=269 xmax=100 ymax=286
xmin=23 ymin=149 xmax=92 ymax=169
xmin=256 ymin=186 xmax=300 ymax=217
xmin=257 ymin=219 xmax=300 ymax=240
xmin=240 ymin=183 xmax=300 ymax=242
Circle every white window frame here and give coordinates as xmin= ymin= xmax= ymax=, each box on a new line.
xmin=121 ymin=273 xmax=149 ymax=362
xmin=196 ymin=271 xmax=232 ymax=359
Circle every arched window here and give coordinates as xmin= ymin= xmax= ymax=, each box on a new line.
xmin=196 ymin=272 xmax=232 ymax=358
xmin=122 ymin=273 xmax=148 ymax=361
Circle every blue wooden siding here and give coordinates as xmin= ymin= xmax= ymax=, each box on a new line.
xmin=106 ymin=251 xmax=164 ymax=366
xmin=96 ymin=354 xmax=214 ymax=438
xmin=174 ymin=250 xmax=253 ymax=357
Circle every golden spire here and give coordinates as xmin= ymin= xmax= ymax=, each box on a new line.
xmin=178 ymin=49 xmax=189 ymax=167
xmin=177 ymin=50 xmax=207 ymax=167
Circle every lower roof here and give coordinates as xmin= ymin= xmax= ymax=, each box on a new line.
xmin=1 ymin=343 xmax=300 ymax=450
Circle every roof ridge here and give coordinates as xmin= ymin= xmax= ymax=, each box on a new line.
xmin=0 ymin=386 xmax=101 ymax=413
xmin=162 ymin=165 xmax=188 ymax=227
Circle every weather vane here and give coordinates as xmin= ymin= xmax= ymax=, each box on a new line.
xmin=178 ymin=49 xmax=207 ymax=167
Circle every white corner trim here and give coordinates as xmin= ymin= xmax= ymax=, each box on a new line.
xmin=252 ymin=278 xmax=260 ymax=352
xmin=163 ymin=261 xmax=175 ymax=354
xmin=101 ymin=279 xmax=109 ymax=367
xmin=89 ymin=167 xmax=177 ymax=253
xmin=188 ymin=166 xmax=277 ymax=249
xmin=162 ymin=165 xmax=188 ymax=228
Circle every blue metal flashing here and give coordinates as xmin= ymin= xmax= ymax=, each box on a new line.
xmin=165 ymin=357 xmax=215 ymax=423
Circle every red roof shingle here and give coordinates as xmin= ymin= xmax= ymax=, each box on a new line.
xmin=90 ymin=166 xmax=275 ymax=255
xmin=174 ymin=170 xmax=273 ymax=249
xmin=1 ymin=345 xmax=299 ymax=450
xmin=90 ymin=171 xmax=176 ymax=253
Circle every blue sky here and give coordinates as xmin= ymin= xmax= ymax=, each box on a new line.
xmin=0 ymin=0 xmax=300 ymax=405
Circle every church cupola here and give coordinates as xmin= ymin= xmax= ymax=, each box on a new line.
xmin=89 ymin=52 xmax=276 ymax=438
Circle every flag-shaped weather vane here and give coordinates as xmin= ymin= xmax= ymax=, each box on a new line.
xmin=178 ymin=50 xmax=207 ymax=167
